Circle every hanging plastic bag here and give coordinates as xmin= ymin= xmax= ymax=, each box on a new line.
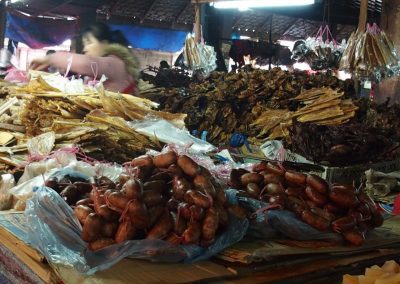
xmin=25 ymin=182 xmax=248 ymax=275
xmin=183 ymin=28 xmax=217 ymax=75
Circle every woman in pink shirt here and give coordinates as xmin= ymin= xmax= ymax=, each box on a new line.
xmin=29 ymin=23 xmax=140 ymax=94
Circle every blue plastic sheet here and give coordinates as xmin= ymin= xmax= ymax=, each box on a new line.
xmin=237 ymin=194 xmax=341 ymax=242
xmin=25 ymin=175 xmax=248 ymax=275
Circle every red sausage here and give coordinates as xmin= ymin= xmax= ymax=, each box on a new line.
xmin=202 ymin=208 xmax=219 ymax=240
xmin=177 ymin=155 xmax=200 ymax=177
xmin=329 ymin=190 xmax=359 ymax=208
xmin=285 ymin=171 xmax=306 ymax=186
xmin=342 ymin=229 xmax=365 ymax=246
xmin=184 ymin=190 xmax=212 ymax=208
xmin=152 ymin=151 xmax=177 ymax=168
xmin=265 ymin=163 xmax=285 ymax=176
xmin=182 ymin=221 xmax=201 ymax=245
xmin=301 ymin=210 xmax=330 ymax=231
xmin=306 ymin=174 xmax=328 ymax=194
xmin=331 ymin=216 xmax=356 ymax=233
xmin=146 ymin=211 xmax=173 ymax=240
xmin=305 ymin=186 xmax=327 ymax=206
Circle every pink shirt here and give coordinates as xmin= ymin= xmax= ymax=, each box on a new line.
xmin=49 ymin=52 xmax=134 ymax=93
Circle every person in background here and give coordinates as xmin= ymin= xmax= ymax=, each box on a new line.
xmin=29 ymin=23 xmax=140 ymax=94
xmin=45 ymin=50 xmax=58 ymax=73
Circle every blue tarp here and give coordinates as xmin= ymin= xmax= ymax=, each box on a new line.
xmin=111 ymin=24 xmax=188 ymax=53
xmin=5 ymin=10 xmax=78 ymax=49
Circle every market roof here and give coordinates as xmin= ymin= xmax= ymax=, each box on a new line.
xmin=9 ymin=0 xmax=383 ymax=41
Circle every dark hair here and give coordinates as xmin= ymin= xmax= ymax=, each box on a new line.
xmin=46 ymin=49 xmax=56 ymax=56
xmin=82 ymin=22 xmax=130 ymax=47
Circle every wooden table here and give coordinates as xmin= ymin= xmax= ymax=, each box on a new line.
xmin=0 ymin=213 xmax=399 ymax=284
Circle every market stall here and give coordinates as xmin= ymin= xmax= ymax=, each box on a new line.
xmin=0 ymin=0 xmax=399 ymax=283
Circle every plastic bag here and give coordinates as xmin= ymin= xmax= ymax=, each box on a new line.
xmin=128 ymin=119 xmax=216 ymax=153
xmin=0 ymin=174 xmax=15 ymax=210
xmin=25 ymin=184 xmax=248 ymax=275
xmin=12 ymin=154 xmax=122 ymax=203
xmin=183 ymin=34 xmax=217 ymax=75
xmin=237 ymin=195 xmax=341 ymax=242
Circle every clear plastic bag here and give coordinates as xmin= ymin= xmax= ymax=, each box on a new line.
xmin=0 ymin=174 xmax=15 ymax=210
xmin=238 ymin=195 xmax=341 ymax=242
xmin=25 ymin=183 xmax=248 ymax=275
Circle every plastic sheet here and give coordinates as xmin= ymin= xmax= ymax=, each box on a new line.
xmin=0 ymin=174 xmax=15 ymax=210
xmin=238 ymin=194 xmax=341 ymax=242
xmin=25 ymin=183 xmax=248 ymax=275
xmin=129 ymin=119 xmax=216 ymax=153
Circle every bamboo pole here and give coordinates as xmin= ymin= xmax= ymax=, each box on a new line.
xmin=358 ymin=0 xmax=368 ymax=32
xmin=194 ymin=3 xmax=201 ymax=43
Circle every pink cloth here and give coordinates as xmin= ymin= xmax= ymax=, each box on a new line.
xmin=48 ymin=52 xmax=134 ymax=93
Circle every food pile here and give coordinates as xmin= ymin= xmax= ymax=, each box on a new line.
xmin=44 ymin=152 xmax=247 ymax=251
xmin=343 ymin=260 xmax=400 ymax=284
xmin=252 ymin=87 xmax=358 ymax=140
xmin=0 ymin=76 xmax=187 ymax=167
xmin=340 ymin=23 xmax=398 ymax=79
xmin=147 ymin=68 xmax=354 ymax=145
xmin=229 ymin=161 xmax=384 ymax=245
xmin=284 ymin=119 xmax=399 ymax=166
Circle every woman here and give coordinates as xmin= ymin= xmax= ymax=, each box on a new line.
xmin=29 ymin=23 xmax=140 ymax=94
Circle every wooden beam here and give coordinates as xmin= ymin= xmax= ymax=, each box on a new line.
xmin=358 ymin=0 xmax=368 ymax=32
xmin=257 ymin=14 xmax=273 ymax=31
xmin=141 ymin=0 xmax=158 ymax=24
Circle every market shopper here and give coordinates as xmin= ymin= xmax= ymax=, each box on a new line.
xmin=29 ymin=23 xmax=140 ymax=94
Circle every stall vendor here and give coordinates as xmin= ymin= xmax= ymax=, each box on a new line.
xmin=29 ymin=23 xmax=140 ymax=94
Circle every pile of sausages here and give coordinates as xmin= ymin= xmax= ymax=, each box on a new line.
xmin=230 ymin=161 xmax=384 ymax=246
xmin=45 ymin=152 xmax=246 ymax=251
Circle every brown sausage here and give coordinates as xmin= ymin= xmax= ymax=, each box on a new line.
xmin=215 ymin=205 xmax=229 ymax=227
xmin=132 ymin=165 xmax=154 ymax=181
xmin=143 ymin=180 xmax=168 ymax=194
xmin=252 ymin=161 xmax=268 ymax=173
xmin=229 ymin=169 xmax=249 ymax=189
xmin=285 ymin=187 xmax=306 ymax=199
xmin=177 ymin=155 xmax=200 ymax=177
xmin=265 ymin=163 xmax=286 ymax=176
xmin=147 ymin=211 xmax=173 ymax=240
xmin=288 ymin=196 xmax=307 ymax=216
xmin=96 ymin=176 xmax=116 ymax=189
xmin=171 ymin=211 xmax=187 ymax=235
xmin=130 ymin=155 xmax=154 ymax=167
xmin=81 ymin=213 xmax=104 ymax=242
xmin=124 ymin=178 xmax=143 ymax=199
xmin=370 ymin=211 xmax=384 ymax=228
xmin=263 ymin=183 xmax=285 ymax=195
xmin=102 ymin=222 xmax=119 ymax=238
xmin=306 ymin=174 xmax=328 ymax=195
xmin=107 ymin=192 xmax=129 ymax=212
xmin=342 ymin=229 xmax=365 ymax=246
xmin=227 ymin=205 xmax=247 ymax=219
xmin=246 ymin=183 xmax=261 ymax=199
xmin=148 ymin=206 xmax=165 ymax=227
xmin=263 ymin=173 xmax=285 ymax=185
xmin=193 ymin=175 xmax=216 ymax=197
xmin=172 ymin=176 xmax=191 ymax=200
xmin=190 ymin=205 xmax=205 ymax=221
xmin=202 ymin=208 xmax=219 ymax=240
xmin=115 ymin=220 xmax=137 ymax=243
xmin=153 ymin=151 xmax=177 ymax=168
xmin=74 ymin=182 xmax=93 ymax=195
xmin=76 ymin=198 xmax=94 ymax=207
xmin=215 ymin=187 xmax=227 ymax=206
xmin=310 ymin=207 xmax=335 ymax=222
xmin=184 ymin=190 xmax=212 ymax=208
xmin=60 ymin=184 xmax=80 ymax=205
xmin=240 ymin=173 xmax=264 ymax=186
xmin=269 ymin=194 xmax=287 ymax=207
xmin=331 ymin=216 xmax=356 ymax=233
xmin=301 ymin=210 xmax=330 ymax=231
xmin=329 ymin=190 xmax=359 ymax=208
xmin=285 ymin=171 xmax=307 ymax=186
xmin=167 ymin=164 xmax=184 ymax=177
xmin=142 ymin=190 xmax=165 ymax=207
xmin=74 ymin=205 xmax=94 ymax=224
xmin=127 ymin=200 xmax=149 ymax=229
xmin=167 ymin=198 xmax=180 ymax=211
xmin=324 ymin=202 xmax=346 ymax=215
xmin=182 ymin=221 xmax=201 ymax=245
xmin=178 ymin=203 xmax=192 ymax=220
xmin=305 ymin=186 xmax=327 ymax=207
xmin=97 ymin=205 xmax=120 ymax=222
xmin=88 ymin=238 xmax=116 ymax=251
xmin=148 ymin=172 xmax=172 ymax=182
